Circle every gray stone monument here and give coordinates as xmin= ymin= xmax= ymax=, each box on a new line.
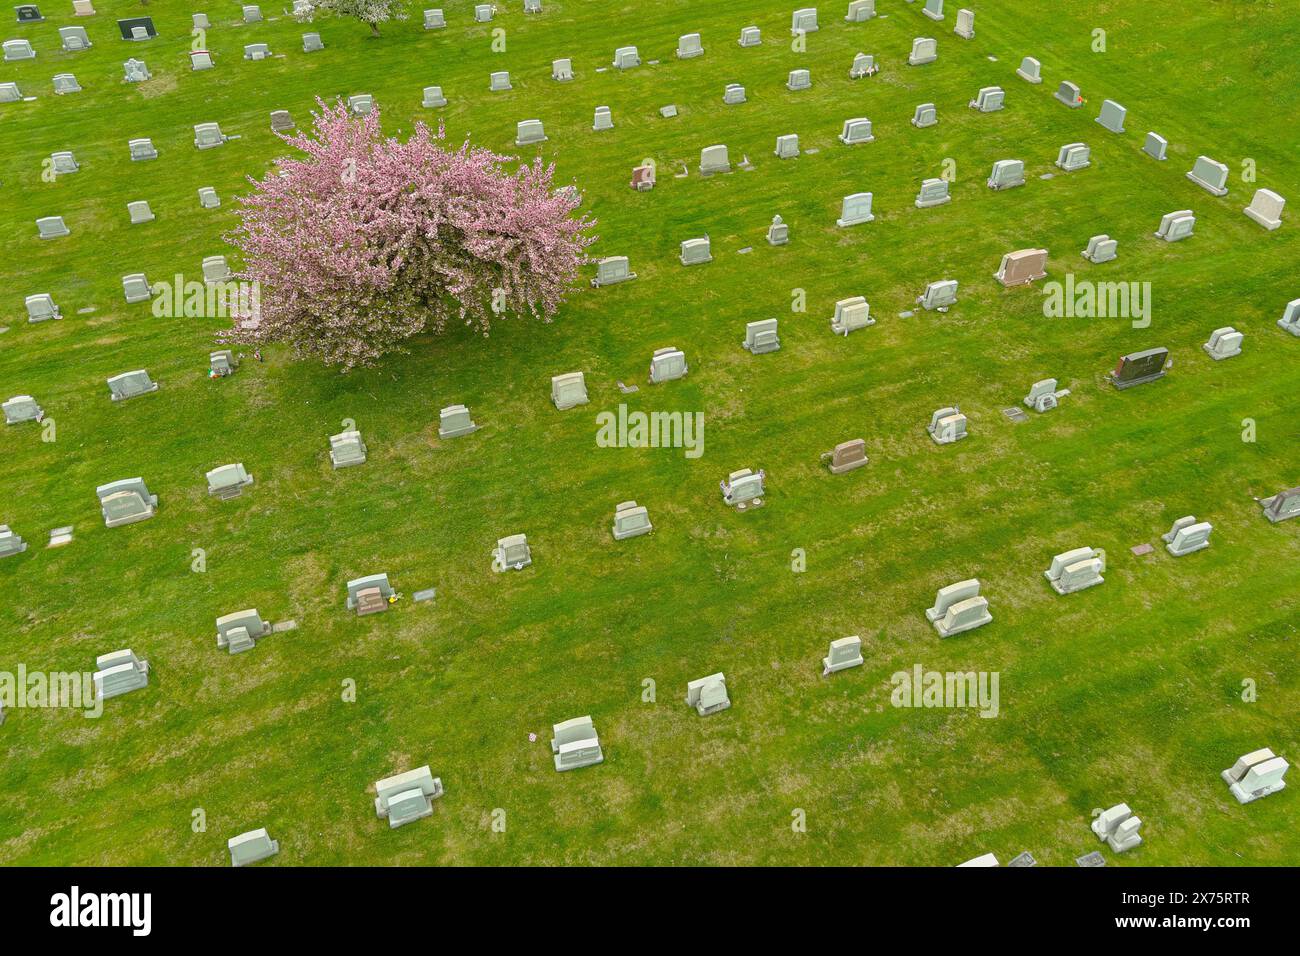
xmin=206 ymin=463 xmax=254 ymax=499
xmin=3 ymin=395 xmax=43 ymax=424
xmin=1015 ymin=56 xmax=1041 ymax=83
xmin=721 ymin=468 xmax=765 ymax=508
xmin=1244 ymin=188 xmax=1285 ymax=230
xmin=1222 ymin=749 xmax=1289 ymax=804
xmin=1055 ymin=142 xmax=1091 ymax=172
xmin=823 ymin=635 xmax=864 ymax=674
xmin=1096 ymin=99 xmax=1127 ymax=133
xmin=1044 ymin=547 xmax=1105 ymax=594
xmin=830 ymin=296 xmax=874 ymax=335
xmin=1203 ymin=326 xmax=1243 ymax=361
xmin=439 ymin=404 xmax=478 ymax=438
xmin=908 ymin=37 xmax=937 ymax=66
xmin=216 ymin=608 xmax=271 ymax=654
xmin=925 ymin=579 xmax=991 ymax=637
xmin=1082 ymin=234 xmax=1118 ymax=264
xmin=742 ymin=319 xmax=780 ymax=354
xmin=492 ymin=534 xmax=532 ymax=571
xmin=987 ymin=159 xmax=1025 ymax=190
xmin=106 ymin=370 xmax=158 ymax=401
xmin=685 ymin=673 xmax=731 ymax=716
xmin=1154 ymin=209 xmax=1195 ymax=242
xmin=228 ymin=828 xmax=279 ymax=866
xmin=591 ymin=256 xmax=635 ymax=287
xmin=329 ymin=430 xmax=367 ymax=468
xmin=1163 ymin=516 xmax=1212 ymax=556
xmin=1092 ymin=803 xmax=1142 ymax=853
xmin=612 ymin=501 xmax=652 ymax=540
xmin=649 ymin=346 xmax=687 ymax=383
xmin=552 ymin=716 xmax=603 ymax=771
xmin=550 ymin=372 xmax=588 ymax=409
xmin=927 ymin=406 xmax=967 ymax=445
xmin=96 ymin=478 xmax=157 ymax=527
xmin=374 ymin=766 xmax=444 ymax=827
xmin=1143 ymin=131 xmax=1168 ymax=161
xmin=1187 ymin=155 xmax=1229 ymax=196
xmin=836 ymin=192 xmax=875 ymax=227
xmin=93 ymin=649 xmax=149 ymax=700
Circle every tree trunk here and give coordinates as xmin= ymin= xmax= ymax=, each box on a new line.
xmin=369 ymin=22 xmax=380 ymax=37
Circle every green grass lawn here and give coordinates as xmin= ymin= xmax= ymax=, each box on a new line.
xmin=2 ymin=0 xmax=1298 ymax=866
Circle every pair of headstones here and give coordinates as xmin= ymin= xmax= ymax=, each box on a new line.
xmin=349 ymin=93 xmax=373 ymax=115
xmin=738 ymin=25 xmax=761 ymax=47
xmin=198 ymin=187 xmax=220 ymax=208
xmin=630 ymin=164 xmax=654 ymax=191
xmin=849 ymin=53 xmax=877 ymax=78
xmin=329 ymin=430 xmax=367 ymax=468
xmin=244 ymin=42 xmax=271 ymax=60
xmin=1222 ymin=749 xmax=1289 ymax=804
xmin=721 ymin=469 xmax=765 ymax=508
xmin=612 ymin=501 xmax=651 ymax=540
xmin=838 ymin=117 xmax=874 ymax=145
xmin=216 ymin=609 xmax=271 ymax=654
xmin=1163 ymin=516 xmax=1212 ymax=556
xmin=1044 ymin=547 xmax=1105 ymax=594
xmin=123 ymin=57 xmax=150 ymax=82
xmin=846 ymin=0 xmax=876 ymax=21
xmin=830 ymin=296 xmax=873 ymax=335
xmin=1023 ymin=378 xmax=1068 ymax=413
xmin=649 ymin=347 xmax=687 ymax=383
xmin=0 ymin=524 xmax=28 ymax=558
xmin=685 ymin=674 xmax=730 ymax=716
xmin=1276 ymin=299 xmax=1300 ymax=337
xmin=552 ymin=716 xmax=603 ymax=771
xmin=194 ymin=122 xmax=228 ymax=149
xmin=911 ymin=102 xmax=938 ymax=128
xmin=1260 ymin=487 xmax=1300 ymax=523
xmin=93 ymin=649 xmax=149 ymax=700
xmin=374 ymin=766 xmax=444 ymax=827
xmin=1092 ymin=804 xmax=1142 ymax=853
xmin=1154 ymin=209 xmax=1195 ymax=242
xmin=1082 ymin=234 xmax=1117 ymax=264
xmin=439 ymin=404 xmax=478 ymax=438
xmin=550 ymin=372 xmax=588 ymax=409
xmin=927 ymin=407 xmax=966 ymax=445
xmin=1055 ymin=143 xmax=1090 ymax=172
xmin=925 ymin=579 xmax=991 ymax=637
xmin=742 ymin=319 xmax=780 ymax=355
xmin=969 ymin=86 xmax=1003 ymax=112
xmin=59 ymin=26 xmax=91 ymax=52
xmin=1203 ymin=327 xmax=1243 ymax=361
xmin=346 ymin=573 xmax=394 ymax=614
xmin=775 ymin=133 xmax=800 ymax=159
xmin=129 ymin=137 xmax=158 ymax=161
xmin=722 ymin=83 xmax=746 ymax=105
xmin=612 ymin=46 xmax=639 ymax=69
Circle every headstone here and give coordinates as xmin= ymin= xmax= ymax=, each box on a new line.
xmin=1092 ymin=803 xmax=1142 ymax=852
xmin=0 ymin=81 xmax=20 ymax=101
xmin=193 ymin=122 xmax=228 ymax=149
xmin=1109 ymin=347 xmax=1168 ymax=389
xmin=1082 ymin=234 xmax=1117 ymax=264
xmin=203 ymin=255 xmax=231 ymax=282
xmin=849 ymin=52 xmax=876 ymax=78
xmin=630 ymin=164 xmax=654 ymax=191
xmin=1076 ymin=851 xmax=1106 ymax=867
xmin=993 ymin=248 xmax=1048 ymax=287
xmin=270 ymin=109 xmax=294 ymax=133
xmin=193 ymin=13 xmax=209 ymax=28
xmin=118 ymin=16 xmax=155 ymax=40
xmin=786 ymin=69 xmax=811 ymax=91
xmin=515 ymin=119 xmax=546 ymax=145
xmin=791 ymin=8 xmax=818 ymax=35
xmin=1096 ymin=99 xmax=1126 ymax=133
xmin=348 ymin=93 xmax=373 ymax=115
xmin=846 ymin=0 xmax=875 ymax=21
xmin=925 ymin=579 xmax=991 ymax=637
xmin=923 ymin=0 xmax=944 ymax=19
xmin=93 ymin=649 xmax=149 ymax=699
xmin=50 ymin=150 xmax=78 ymax=173
xmin=1260 ymin=487 xmax=1300 ymax=523
xmin=228 ymin=829 xmax=279 ymax=866
xmin=438 ymin=404 xmax=478 ymax=438
xmin=969 ymin=86 xmax=1004 ymax=112
xmin=121 ymin=273 xmax=151 ymax=304
xmin=190 ymin=50 xmax=213 ymax=70
xmin=1055 ymin=142 xmax=1091 ymax=171
xmin=1142 ymin=132 xmax=1168 ymax=161
xmin=1187 ymin=155 xmax=1229 ymax=196
xmin=822 ymin=439 xmax=867 ymax=474
xmin=836 ymin=192 xmax=875 ymax=227
xmin=738 ymin=25 xmax=760 ymax=47
xmin=823 ymin=635 xmax=863 ymax=674
xmin=242 ymin=4 xmax=261 ymax=23
xmin=127 ymin=200 xmax=154 ymax=223
xmin=721 ymin=468 xmax=765 ymax=507
xmin=2 ymin=38 xmax=34 ymax=60
xmin=774 ymin=134 xmax=800 ymax=159
xmin=742 ymin=319 xmax=780 ymax=354
xmin=915 ymin=177 xmax=950 ymax=208
xmin=911 ymin=102 xmax=938 ymax=128
xmin=489 ymin=70 xmax=511 ymax=91
xmin=0 ymin=525 xmax=27 ymax=557
xmin=15 ymin=3 xmax=43 ymax=19
xmin=1023 ymin=378 xmax=1068 ymax=412
xmin=699 ymin=144 xmax=731 ymax=174
xmin=767 ymin=214 xmax=789 ymax=245
xmin=957 ymin=853 xmax=999 ymax=867
xmin=649 ymin=346 xmax=687 ymax=382
xmin=96 ymin=478 xmax=158 ymax=526
xmin=908 ymin=37 xmax=937 ymax=66
xmin=244 ymin=42 xmax=270 ymax=60
xmin=551 ymin=57 xmax=572 ymax=81
xmin=59 ymin=26 xmax=91 ymax=51
xmin=592 ymin=106 xmax=613 ymax=131
xmin=1203 ymin=326 xmax=1243 ymax=361
xmin=612 ymin=46 xmax=639 ymax=69
xmin=1244 ymin=188 xmax=1285 ymax=230
xmin=551 ymin=716 xmax=603 ymax=771
xmin=346 ymin=573 xmax=394 ymax=613
xmin=215 ymin=608 xmax=271 ymax=654
xmin=492 ymin=534 xmax=532 ymax=571
xmin=612 ymin=500 xmax=652 ymax=540
xmin=3 ymin=395 xmax=43 ymax=424
xmin=206 ymin=463 xmax=254 ymax=499
xmin=128 ymin=137 xmax=157 ymax=161
xmin=550 ymin=371 xmax=588 ymax=409
xmin=954 ymin=7 xmax=974 ymax=38
xmin=210 ymin=350 xmax=237 ymax=377
xmin=1222 ymin=748 xmax=1289 ymax=804
xmin=474 ymin=3 xmax=492 ymax=21
xmin=523 ymin=0 xmax=541 ymax=12
xmin=1154 ymin=209 xmax=1195 ymax=242
xmin=723 ymin=83 xmax=746 ymax=105
xmin=1044 ymin=547 xmax=1106 ymax=594
xmin=927 ymin=406 xmax=967 ymax=445
xmin=423 ymin=8 xmax=444 ymax=29
xmin=830 ymin=295 xmax=873 ymax=335
xmin=302 ymin=32 xmax=323 ymax=52
xmin=685 ymin=673 xmax=731 ymax=716
xmin=987 ymin=159 xmax=1025 ymax=190
xmin=374 ymin=766 xmax=444 ymax=827
xmin=917 ymin=279 xmax=958 ymax=311
xmin=1162 ymin=516 xmax=1212 ymax=556
xmin=329 ymin=430 xmax=367 ymax=468
xmin=838 ymin=117 xmax=874 ymax=144
xmin=1054 ymin=80 xmax=1082 ymax=107
xmin=591 ymin=256 xmax=635 ymax=287
xmin=1277 ymin=298 xmax=1300 ymax=336
xmin=677 ymin=32 xmax=703 ymax=59
xmin=36 ymin=215 xmax=69 ymax=239
xmin=422 ymin=86 xmax=447 ymax=108
xmin=74 ymin=0 xmax=95 ymax=14
xmin=25 ymin=293 xmax=59 ymax=321
xmin=1015 ymin=56 xmax=1041 ymax=83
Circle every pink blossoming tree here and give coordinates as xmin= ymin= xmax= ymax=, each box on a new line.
xmin=223 ymin=98 xmax=596 ymax=369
